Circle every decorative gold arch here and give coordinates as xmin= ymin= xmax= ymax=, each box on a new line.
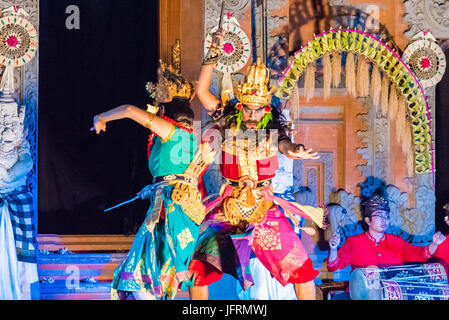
xmin=275 ymin=29 xmax=433 ymax=178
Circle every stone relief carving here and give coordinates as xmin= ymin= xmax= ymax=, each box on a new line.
xmin=404 ymin=0 xmax=449 ymax=39
xmin=221 ymin=0 xmax=251 ymax=15
xmin=328 ymin=0 xmax=349 ymax=6
xmin=294 ymin=188 xmax=318 ymax=208
xmin=205 ymin=0 xmax=250 ymax=31
xmin=356 ymin=100 xmax=371 ymax=178
xmin=374 ymin=114 xmax=390 ymax=180
xmin=265 ymin=0 xmax=288 ymax=56
xmin=0 ymin=93 xmax=32 ymax=191
xmin=293 ymin=151 xmax=334 ymax=206
xmin=328 ymin=190 xmax=362 ymax=224
xmin=415 ymin=185 xmax=436 ymax=234
xmin=322 ymin=152 xmax=335 ymax=199
xmin=306 ymin=168 xmax=318 ymax=206
xmin=357 ymin=98 xmax=391 ymax=181
xmin=388 ymin=184 xmax=435 ymax=243
xmin=0 ymin=0 xmax=38 ymax=208
xmin=386 ymin=184 xmax=408 ymax=228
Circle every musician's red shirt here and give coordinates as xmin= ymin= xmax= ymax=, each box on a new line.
xmin=327 ymin=232 xmax=432 ymax=272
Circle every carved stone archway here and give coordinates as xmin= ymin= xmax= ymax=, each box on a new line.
xmin=276 ymin=29 xmax=433 ymax=176
xmin=276 ymin=28 xmax=437 ymax=244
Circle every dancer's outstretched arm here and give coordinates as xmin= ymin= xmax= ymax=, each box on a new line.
xmin=196 ymin=64 xmax=220 ymax=112
xmin=91 ymin=104 xmax=174 ymax=140
xmin=196 ymin=30 xmax=224 ymax=115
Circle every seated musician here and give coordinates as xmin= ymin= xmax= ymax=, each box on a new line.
xmin=326 ymin=194 xmax=446 ymax=300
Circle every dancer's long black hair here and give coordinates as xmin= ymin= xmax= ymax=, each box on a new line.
xmin=161 ymin=97 xmax=194 ymax=126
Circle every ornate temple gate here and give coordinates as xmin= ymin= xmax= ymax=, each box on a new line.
xmin=3 ymin=0 xmax=446 ymax=298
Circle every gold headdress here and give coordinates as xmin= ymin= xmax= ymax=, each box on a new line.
xmin=146 ymin=39 xmax=194 ymax=108
xmin=235 ymin=58 xmax=276 ymax=106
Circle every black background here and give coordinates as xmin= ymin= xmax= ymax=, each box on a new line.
xmin=38 ymin=0 xmax=159 ymax=234
xmin=436 ymin=48 xmax=449 ymax=235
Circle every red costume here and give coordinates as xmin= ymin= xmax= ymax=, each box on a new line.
xmin=433 ymin=235 xmax=449 ymax=267
xmin=327 ymin=232 xmax=432 ymax=272
xmin=189 ymin=126 xmax=324 ymax=289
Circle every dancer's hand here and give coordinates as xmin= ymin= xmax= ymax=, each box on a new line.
xmin=211 ymin=28 xmax=225 ymax=47
xmin=137 ymin=184 xmax=154 ymax=200
xmin=203 ymin=29 xmax=225 ymax=66
xmin=91 ymin=114 xmax=106 ymax=134
xmin=329 ymin=231 xmax=341 ymax=250
xmin=287 ymin=144 xmax=320 ymax=160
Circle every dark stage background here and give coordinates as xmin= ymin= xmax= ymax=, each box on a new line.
xmin=436 ymin=48 xmax=449 ymax=235
xmin=39 ymin=0 xmax=159 ymax=234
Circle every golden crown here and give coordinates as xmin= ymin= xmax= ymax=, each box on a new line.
xmin=235 ymin=58 xmax=275 ymax=106
xmin=146 ymin=40 xmax=194 ymax=104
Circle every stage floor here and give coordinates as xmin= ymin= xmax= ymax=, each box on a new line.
xmin=35 ymin=234 xmax=334 ymax=300
xmin=37 ymin=234 xmax=190 ymax=300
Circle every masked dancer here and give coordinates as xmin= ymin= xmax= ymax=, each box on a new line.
xmin=188 ymin=31 xmax=325 ymax=300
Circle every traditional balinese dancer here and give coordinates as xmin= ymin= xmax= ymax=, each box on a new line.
xmin=91 ymin=59 xmax=214 ymax=300
xmin=188 ymin=31 xmax=325 ymax=300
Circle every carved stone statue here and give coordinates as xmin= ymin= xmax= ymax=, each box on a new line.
xmin=0 ymin=95 xmax=32 ymax=190
xmin=0 ymin=90 xmax=38 ymax=300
